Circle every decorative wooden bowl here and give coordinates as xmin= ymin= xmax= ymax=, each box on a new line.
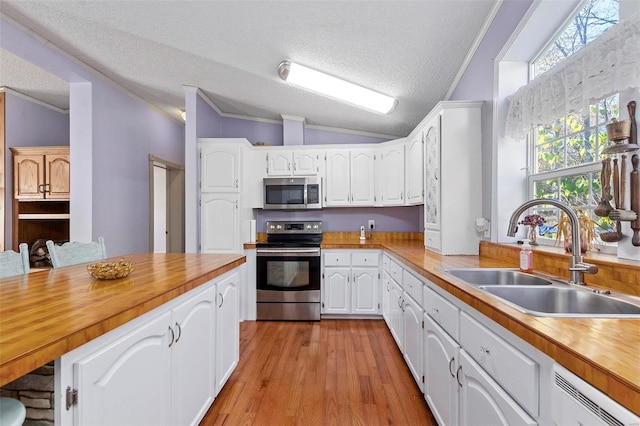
xmin=87 ymin=259 xmax=135 ymax=280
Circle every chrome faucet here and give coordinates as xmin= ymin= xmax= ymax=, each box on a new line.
xmin=507 ymin=199 xmax=598 ymax=285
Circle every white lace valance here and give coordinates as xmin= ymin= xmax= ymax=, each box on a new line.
xmin=505 ymin=13 xmax=640 ymax=139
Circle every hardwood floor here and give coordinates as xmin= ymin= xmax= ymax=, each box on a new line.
xmin=201 ymin=319 xmax=437 ymax=425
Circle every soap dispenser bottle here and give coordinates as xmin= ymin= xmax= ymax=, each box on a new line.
xmin=519 ymin=239 xmax=533 ymax=273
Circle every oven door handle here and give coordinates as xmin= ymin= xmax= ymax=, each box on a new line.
xmin=257 ymin=248 xmax=320 ymax=257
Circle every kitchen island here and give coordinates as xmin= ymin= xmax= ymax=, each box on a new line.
xmin=0 ymin=253 xmax=245 ymax=386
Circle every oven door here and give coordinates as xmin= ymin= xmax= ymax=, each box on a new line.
xmin=256 ymin=247 xmax=321 ymax=302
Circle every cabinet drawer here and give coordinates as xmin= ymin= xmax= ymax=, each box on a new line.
xmin=352 ymin=251 xmax=379 ymax=267
xmin=389 ymin=259 xmax=403 ymax=286
xmin=324 ymin=252 xmax=351 ymax=266
xmin=402 ymin=270 xmax=423 ymax=306
xmin=424 ymin=230 xmax=441 ymax=251
xmin=423 ymin=286 xmax=459 ymax=340
xmin=460 ymin=312 xmax=539 ymax=416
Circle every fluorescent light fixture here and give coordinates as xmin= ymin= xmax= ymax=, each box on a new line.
xmin=278 ymin=60 xmax=397 ymax=114
xmin=180 ymin=109 xmax=186 ymax=121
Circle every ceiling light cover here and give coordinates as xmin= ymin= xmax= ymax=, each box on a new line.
xmin=278 ymin=60 xmax=397 ymax=114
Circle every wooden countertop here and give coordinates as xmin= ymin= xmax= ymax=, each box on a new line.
xmin=0 ymin=253 xmax=245 ymax=386
xmin=319 ymin=237 xmax=640 ymax=416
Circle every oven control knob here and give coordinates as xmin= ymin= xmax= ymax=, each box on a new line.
xmin=306 ymin=224 xmax=311 ymax=229
xmin=313 ymin=224 xmax=319 ymax=229
xmin=276 ymin=225 xmax=282 ymax=230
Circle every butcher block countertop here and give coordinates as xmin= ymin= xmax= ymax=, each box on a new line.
xmin=0 ymin=253 xmax=245 ymax=387
xmin=319 ymin=234 xmax=640 ymax=416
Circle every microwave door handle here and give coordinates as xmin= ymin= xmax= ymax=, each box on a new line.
xmin=303 ymin=185 xmax=308 ymax=206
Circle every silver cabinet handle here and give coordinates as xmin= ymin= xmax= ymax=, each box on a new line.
xmin=218 ymin=292 xmax=224 ymax=308
xmin=168 ymin=325 xmax=175 ymax=348
xmin=480 ymin=346 xmax=490 ymax=356
xmin=448 ymin=357 xmax=455 ymax=378
xmin=235 ymin=178 xmax=238 ymax=188
xmin=456 ymin=365 xmax=463 ymax=387
xmin=400 ymin=190 xmax=404 ymax=200
xmin=175 ymin=322 xmax=182 ymax=343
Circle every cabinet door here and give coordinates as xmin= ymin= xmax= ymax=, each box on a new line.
xmin=351 ymin=267 xmax=379 ymax=314
xmin=424 ymin=314 xmax=459 ymax=426
xmin=324 ymin=150 xmax=351 ymax=206
xmin=216 ymin=272 xmax=239 ymax=394
xmin=266 ymin=151 xmax=292 ymax=176
xmin=350 ymin=149 xmax=376 ymax=206
xmin=201 ymin=144 xmax=241 ymax=192
xmin=459 ymin=350 xmax=536 ymax=426
xmin=45 ymin=153 xmax=71 ymax=199
xmin=293 ymin=151 xmax=320 ymax=176
xmin=424 ymin=117 xmax=441 ymax=229
xmin=382 ymin=271 xmax=392 ymax=326
xmin=380 ymin=145 xmax=405 ymax=206
xmin=14 ymin=154 xmax=45 ymax=199
xmin=403 ymin=295 xmax=423 ymax=390
xmin=74 ymin=311 xmax=172 ymax=426
xmin=171 ymin=286 xmax=216 ymax=426
xmin=389 ymin=279 xmax=404 ymax=350
xmin=323 ymin=267 xmax=350 ymax=314
xmin=405 ymin=135 xmax=424 ymax=205
xmin=201 ymin=193 xmax=239 ymax=253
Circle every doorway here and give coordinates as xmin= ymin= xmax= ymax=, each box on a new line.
xmin=149 ymin=155 xmax=184 ymax=253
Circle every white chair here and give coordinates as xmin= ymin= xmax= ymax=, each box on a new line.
xmin=0 ymin=243 xmax=30 ymax=278
xmin=46 ymin=237 xmax=107 ymax=268
xmin=0 ymin=396 xmax=26 ymax=426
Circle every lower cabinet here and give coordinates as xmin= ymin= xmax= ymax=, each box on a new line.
xmin=403 ymin=293 xmax=423 ymax=391
xmin=459 ymin=350 xmax=536 ymax=425
xmin=57 ymin=269 xmax=240 ymax=426
xmin=322 ymin=250 xmax=380 ymax=316
xmin=388 ymin=278 xmax=404 ymax=349
xmin=382 ymin=270 xmax=392 ymax=326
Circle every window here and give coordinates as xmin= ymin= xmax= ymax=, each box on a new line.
xmin=527 ymin=0 xmax=619 ymax=248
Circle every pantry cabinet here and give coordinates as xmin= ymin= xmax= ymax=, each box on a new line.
xmin=201 ymin=143 xmax=241 ymax=193
xmin=201 ymin=193 xmax=239 ymax=253
xmin=10 ymin=146 xmax=71 ymax=252
xmin=422 ymin=101 xmax=483 ymax=254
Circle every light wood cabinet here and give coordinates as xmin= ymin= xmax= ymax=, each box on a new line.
xmin=10 ymin=146 xmax=70 ymax=252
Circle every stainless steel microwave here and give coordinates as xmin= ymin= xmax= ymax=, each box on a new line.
xmin=263 ymin=177 xmax=322 ymax=210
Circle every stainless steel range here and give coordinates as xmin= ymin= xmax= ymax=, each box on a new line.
xmin=256 ymin=221 xmax=322 ymax=321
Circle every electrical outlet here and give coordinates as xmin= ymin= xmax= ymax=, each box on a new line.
xmin=368 ymin=219 xmax=375 ymax=230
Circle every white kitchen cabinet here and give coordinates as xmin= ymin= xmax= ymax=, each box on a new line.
xmin=459 ymin=350 xmax=536 ymax=426
xmin=65 ymin=284 xmax=219 ymax=426
xmin=422 ymin=101 xmax=483 ymax=254
xmin=322 ymin=250 xmax=380 ymax=315
xmin=266 ymin=150 xmax=320 ymax=176
xmin=201 ymin=193 xmax=239 ymax=253
xmin=382 ymin=270 xmax=392 ymax=326
xmin=201 ymin=143 xmax=241 ymax=193
xmin=216 ymin=271 xmax=239 ymax=394
xmin=402 ymin=293 xmax=423 ymax=390
xmin=388 ymin=278 xmax=404 ymax=350
xmin=405 ymin=134 xmax=424 ymax=205
xmin=324 ymin=149 xmax=375 ymax=206
xmin=424 ymin=314 xmax=460 ymax=426
xmin=379 ymin=143 xmax=405 ymax=206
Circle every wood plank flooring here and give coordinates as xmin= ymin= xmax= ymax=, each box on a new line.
xmin=201 ymin=319 xmax=437 ymax=425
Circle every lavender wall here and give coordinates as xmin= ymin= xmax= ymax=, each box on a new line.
xmin=256 ymin=206 xmax=422 ymax=233
xmin=4 ymin=93 xmax=70 ymax=248
xmin=220 ymin=116 xmax=283 ymax=145
xmin=449 ymin=0 xmax=533 ymax=221
xmin=2 ymin=17 xmax=184 ymax=256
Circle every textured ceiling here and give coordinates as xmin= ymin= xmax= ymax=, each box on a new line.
xmin=0 ymin=1 xmax=499 ymax=137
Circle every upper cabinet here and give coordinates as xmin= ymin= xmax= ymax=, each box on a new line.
xmin=201 ymin=143 xmax=241 ymax=193
xmin=11 ymin=146 xmax=70 ymax=200
xmin=405 ymin=134 xmax=424 ymax=205
xmin=422 ymin=101 xmax=483 ymax=255
xmin=324 ymin=149 xmax=375 ymax=207
xmin=379 ymin=143 xmax=405 ymax=206
xmin=266 ymin=150 xmax=320 ymax=176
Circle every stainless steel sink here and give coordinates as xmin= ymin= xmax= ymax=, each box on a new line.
xmin=481 ymin=286 xmax=640 ymax=317
xmin=440 ymin=267 xmax=640 ymax=318
xmin=441 ymin=268 xmax=553 ymax=286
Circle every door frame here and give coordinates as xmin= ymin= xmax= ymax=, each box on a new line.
xmin=149 ymin=155 xmax=185 ymax=253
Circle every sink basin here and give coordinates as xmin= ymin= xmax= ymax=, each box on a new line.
xmin=441 ymin=268 xmax=553 ymax=286
xmin=481 ymin=286 xmax=640 ymax=318
xmin=440 ymin=267 xmax=640 ymax=318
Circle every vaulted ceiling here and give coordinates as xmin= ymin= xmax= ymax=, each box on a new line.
xmin=0 ymin=1 xmax=500 ymax=137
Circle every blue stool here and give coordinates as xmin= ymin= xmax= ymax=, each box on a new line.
xmin=0 ymin=397 xmax=26 ymax=426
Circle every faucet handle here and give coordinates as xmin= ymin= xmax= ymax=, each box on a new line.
xmin=569 ymin=262 xmax=598 ymax=274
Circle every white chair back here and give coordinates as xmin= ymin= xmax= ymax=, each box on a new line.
xmin=46 ymin=237 xmax=107 ymax=268
xmin=0 ymin=243 xmax=30 ymax=278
